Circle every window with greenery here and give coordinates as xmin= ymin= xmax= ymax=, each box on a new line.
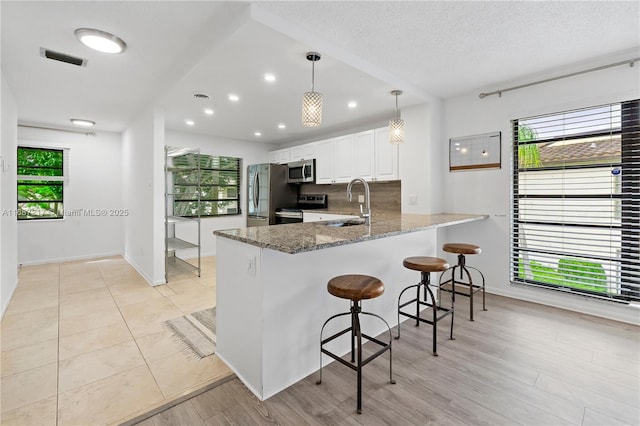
xmin=172 ymin=154 xmax=241 ymax=217
xmin=17 ymin=147 xmax=64 ymax=220
xmin=511 ymin=100 xmax=639 ymax=303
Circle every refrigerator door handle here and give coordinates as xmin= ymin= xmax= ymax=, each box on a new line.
xmin=253 ymin=173 xmax=260 ymax=210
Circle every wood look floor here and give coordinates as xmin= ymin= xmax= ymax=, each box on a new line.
xmin=134 ymin=294 xmax=640 ymax=426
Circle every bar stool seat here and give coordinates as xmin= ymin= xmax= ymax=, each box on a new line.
xmin=317 ymin=274 xmax=395 ymax=414
xmin=396 ymin=257 xmax=454 ymax=356
xmin=439 ymin=243 xmax=487 ymax=321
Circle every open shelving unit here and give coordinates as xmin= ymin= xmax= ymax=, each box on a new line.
xmin=165 ymin=146 xmax=201 ymax=282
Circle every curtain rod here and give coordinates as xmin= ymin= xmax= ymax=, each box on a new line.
xmin=479 ymin=57 xmax=639 ymax=99
xmin=18 ymin=124 xmax=96 ymax=136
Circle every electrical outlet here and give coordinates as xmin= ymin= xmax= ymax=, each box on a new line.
xmin=358 ymin=195 xmax=365 ymax=203
xmin=409 ymin=195 xmax=418 ymax=205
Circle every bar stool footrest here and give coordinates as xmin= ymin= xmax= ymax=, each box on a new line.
xmin=320 ymin=329 xmax=391 ymax=372
xmin=439 ymin=280 xmax=484 ymax=297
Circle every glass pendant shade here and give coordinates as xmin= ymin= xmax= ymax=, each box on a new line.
xmin=302 ymin=91 xmax=323 ymax=127
xmin=389 ymin=90 xmax=404 ymax=144
xmin=389 ymin=118 xmax=405 ymax=144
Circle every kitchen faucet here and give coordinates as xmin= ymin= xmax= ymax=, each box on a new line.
xmin=347 ymin=177 xmax=371 ymax=225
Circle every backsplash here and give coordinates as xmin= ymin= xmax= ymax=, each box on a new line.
xmin=299 ymin=180 xmax=401 ymax=214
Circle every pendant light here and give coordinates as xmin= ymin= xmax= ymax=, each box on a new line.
xmin=389 ymin=90 xmax=404 ymax=144
xmin=302 ymin=52 xmax=322 ymax=127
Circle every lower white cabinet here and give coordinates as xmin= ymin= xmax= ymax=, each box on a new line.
xmin=303 ymin=212 xmax=359 ymax=223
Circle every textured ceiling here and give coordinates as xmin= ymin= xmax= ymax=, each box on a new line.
xmin=255 ymin=1 xmax=640 ymax=98
xmin=1 ymin=1 xmax=638 ymax=142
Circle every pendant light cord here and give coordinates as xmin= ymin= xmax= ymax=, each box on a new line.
xmin=311 ymin=60 xmax=315 ymax=92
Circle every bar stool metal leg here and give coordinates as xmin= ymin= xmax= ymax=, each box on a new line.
xmin=317 ymin=299 xmax=395 ymax=414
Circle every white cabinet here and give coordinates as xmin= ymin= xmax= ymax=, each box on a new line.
xmin=374 ymin=127 xmax=399 ymax=181
xmin=272 ymin=127 xmax=398 ymax=182
xmin=315 ymin=136 xmax=354 ymax=184
xmin=314 ymin=139 xmax=334 ymax=184
xmin=289 ymin=143 xmax=316 ymax=161
xmin=353 ymin=130 xmax=375 ymax=181
xmin=268 ymin=148 xmax=290 ymax=164
xmin=303 ymin=212 xmax=359 ymax=223
xmin=333 ymin=135 xmax=355 ymax=182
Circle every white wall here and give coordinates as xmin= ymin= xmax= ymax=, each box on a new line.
xmin=1 ymin=71 xmax=18 ymax=318
xmin=399 ymin=101 xmax=444 ymax=214
xmin=16 ymin=127 xmax=123 ymax=265
xmin=165 ymin=130 xmax=272 ymax=256
xmin=123 ymin=108 xmax=166 ymax=284
xmin=439 ymin=64 xmax=640 ymax=324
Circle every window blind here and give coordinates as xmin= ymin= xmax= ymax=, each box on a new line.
xmin=511 ymin=99 xmax=639 ymax=303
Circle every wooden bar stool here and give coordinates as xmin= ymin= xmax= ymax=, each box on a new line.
xmin=316 ymin=274 xmax=395 ymax=414
xmin=439 ymin=243 xmax=486 ymax=321
xmin=396 ymin=257 xmax=454 ymax=356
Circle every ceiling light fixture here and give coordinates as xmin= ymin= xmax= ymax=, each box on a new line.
xmin=70 ymin=118 xmax=95 ymax=127
xmin=389 ymin=90 xmax=404 ymax=144
xmin=74 ymin=28 xmax=127 ymax=54
xmin=254 ymin=131 xmax=262 ymax=137
xmin=348 ymin=101 xmax=357 ymax=109
xmin=302 ymin=52 xmax=322 ymax=127
xmin=228 ymin=94 xmax=239 ymax=102
xmin=278 ymin=123 xmax=286 ymax=129
xmin=203 ymin=108 xmax=214 ymax=116
xmin=185 ymin=120 xmax=195 ymax=126
xmin=264 ymin=73 xmax=276 ymax=82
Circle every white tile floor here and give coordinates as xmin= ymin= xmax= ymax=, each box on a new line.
xmin=0 ymin=256 xmax=232 ymax=426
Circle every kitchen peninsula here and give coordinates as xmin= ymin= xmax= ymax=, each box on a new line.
xmin=214 ymin=213 xmax=487 ymax=400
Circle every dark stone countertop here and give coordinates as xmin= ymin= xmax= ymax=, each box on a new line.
xmin=214 ymin=213 xmax=488 ymax=254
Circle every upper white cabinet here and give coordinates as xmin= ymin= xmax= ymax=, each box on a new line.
xmin=289 ymin=143 xmax=316 ymax=162
xmin=315 ymin=138 xmax=335 ymax=184
xmin=353 ymin=130 xmax=375 ymax=181
xmin=271 ymin=126 xmax=399 ymax=183
xmin=373 ymin=127 xmax=399 ymax=181
xmin=268 ymin=148 xmax=290 ymax=164
xmin=316 ymin=135 xmax=355 ymax=184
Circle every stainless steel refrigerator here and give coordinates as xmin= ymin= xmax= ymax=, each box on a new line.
xmin=247 ymin=163 xmax=297 ymax=227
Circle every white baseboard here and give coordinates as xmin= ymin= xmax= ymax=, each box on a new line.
xmin=0 ymin=277 xmax=19 ymax=320
xmin=122 ymin=254 xmax=156 ymax=286
xmin=488 ymin=286 xmax=640 ymax=326
xmin=18 ymin=251 xmax=123 ymax=267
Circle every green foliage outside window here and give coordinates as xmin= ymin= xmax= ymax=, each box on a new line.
xmin=518 ymin=257 xmax=608 ymax=294
xmin=17 ymin=147 xmax=64 ymax=220
xmin=517 ymin=125 xmax=543 ymax=168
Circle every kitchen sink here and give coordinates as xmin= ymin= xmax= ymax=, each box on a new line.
xmin=324 ymin=219 xmax=365 ymax=227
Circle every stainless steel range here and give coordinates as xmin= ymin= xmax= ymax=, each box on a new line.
xmin=275 ymin=194 xmax=327 ymax=224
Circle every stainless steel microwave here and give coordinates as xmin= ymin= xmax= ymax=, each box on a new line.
xmin=287 ymin=159 xmax=315 ymax=183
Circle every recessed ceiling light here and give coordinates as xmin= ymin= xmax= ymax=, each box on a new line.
xmin=74 ymin=28 xmax=126 ymax=54
xmin=185 ymin=120 xmax=195 ymax=126
xmin=254 ymin=131 xmax=262 ymax=137
xmin=203 ymin=108 xmax=214 ymax=116
xmin=70 ymin=118 xmax=95 ymax=127
xmin=228 ymin=94 xmax=239 ymax=102
xmin=348 ymin=101 xmax=357 ymax=108
xmin=278 ymin=123 xmax=286 ymax=129
xmin=264 ymin=73 xmax=276 ymax=82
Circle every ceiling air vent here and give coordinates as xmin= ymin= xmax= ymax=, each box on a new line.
xmin=40 ymin=48 xmax=87 ymax=67
xmin=193 ymin=93 xmax=210 ymax=100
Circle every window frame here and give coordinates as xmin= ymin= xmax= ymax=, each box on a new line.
xmin=511 ymin=100 xmax=639 ymax=303
xmin=17 ymin=146 xmax=65 ymax=221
